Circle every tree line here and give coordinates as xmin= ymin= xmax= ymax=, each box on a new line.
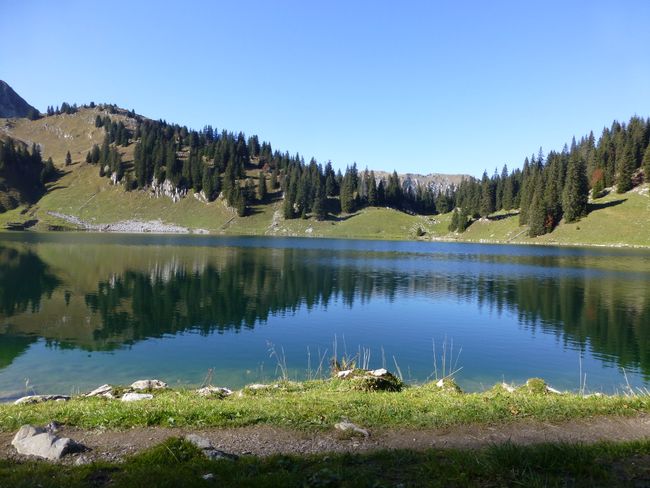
xmin=450 ymin=116 xmax=650 ymax=236
xmin=79 ymin=109 xmax=650 ymax=231
xmin=0 ymin=137 xmax=56 ymax=212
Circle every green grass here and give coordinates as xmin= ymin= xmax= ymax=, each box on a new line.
xmin=1 ymin=437 xmax=649 ymax=487
xmin=1 ymin=380 xmax=648 ymax=432
xmin=447 ymin=188 xmax=650 ymax=247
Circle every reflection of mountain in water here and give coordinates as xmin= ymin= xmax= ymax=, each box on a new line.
xmin=0 ymin=243 xmax=649 ymax=377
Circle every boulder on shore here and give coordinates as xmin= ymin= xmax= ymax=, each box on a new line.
xmin=11 ymin=424 xmax=82 ymax=461
xmin=14 ymin=395 xmax=70 ymax=405
xmin=130 ymin=379 xmax=167 ymax=390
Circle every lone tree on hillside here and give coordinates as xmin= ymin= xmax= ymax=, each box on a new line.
xmin=65 ymin=151 xmax=72 ymax=166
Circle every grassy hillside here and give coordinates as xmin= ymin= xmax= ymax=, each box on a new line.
xmin=1 ymin=109 xmax=649 ymax=246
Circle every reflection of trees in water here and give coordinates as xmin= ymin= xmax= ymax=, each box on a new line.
xmin=468 ymin=274 xmax=650 ymax=378
xmin=0 ymin=335 xmax=36 ymax=369
xmin=0 ymin=246 xmax=60 ymax=316
xmin=83 ymin=248 xmax=650 ymax=376
xmin=84 ymin=249 xmax=402 ymax=344
xmin=1 ymin=243 xmax=648 ymax=378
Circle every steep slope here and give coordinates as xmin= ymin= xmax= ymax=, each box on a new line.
xmin=0 ymin=81 xmax=39 ymax=119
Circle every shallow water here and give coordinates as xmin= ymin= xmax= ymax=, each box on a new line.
xmin=0 ymin=232 xmax=649 ymax=398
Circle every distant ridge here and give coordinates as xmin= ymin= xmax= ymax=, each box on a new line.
xmin=0 ymin=80 xmax=39 ymax=119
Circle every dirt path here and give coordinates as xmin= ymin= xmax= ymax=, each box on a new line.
xmin=1 ymin=415 xmax=649 ymax=463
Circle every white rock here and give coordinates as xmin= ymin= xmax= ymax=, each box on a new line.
xmin=185 ymin=434 xmax=238 ymax=461
xmin=546 ymin=386 xmax=562 ymax=395
xmin=436 ymin=378 xmax=445 ymax=388
xmin=370 ymin=368 xmax=388 ymax=377
xmin=501 ymin=382 xmax=516 ymax=393
xmin=11 ymin=425 xmax=77 ymax=461
xmin=196 ymin=386 xmax=233 ymax=397
xmin=337 ymin=370 xmax=353 ymax=379
xmin=246 ymin=383 xmax=277 ymax=390
xmin=121 ymin=392 xmax=153 ymax=402
xmin=85 ymin=384 xmax=113 ymax=397
xmin=185 ymin=434 xmax=213 ymax=450
xmin=130 ymin=379 xmax=167 ymax=390
xmin=14 ymin=395 xmax=70 ymax=405
xmin=334 ymin=420 xmax=369 ymax=438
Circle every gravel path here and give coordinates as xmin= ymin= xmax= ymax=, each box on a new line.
xmin=1 ymin=415 xmax=649 ymax=464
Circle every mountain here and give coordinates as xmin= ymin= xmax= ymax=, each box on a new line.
xmin=0 ymin=81 xmax=39 ymax=119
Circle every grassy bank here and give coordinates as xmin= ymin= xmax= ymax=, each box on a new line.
xmin=1 ymin=379 xmax=648 ymax=432
xmin=2 ymin=437 xmax=649 ymax=487
xmin=2 ymin=168 xmax=648 ymax=247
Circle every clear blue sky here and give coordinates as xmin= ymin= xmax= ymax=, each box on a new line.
xmin=2 ymin=0 xmax=649 ymax=177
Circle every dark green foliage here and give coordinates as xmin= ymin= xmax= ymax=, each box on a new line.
xmin=0 ymin=138 xmax=50 ymax=211
xmin=448 ymin=208 xmax=460 ymax=232
xmin=65 ymin=151 xmax=72 ymax=167
xmin=528 ymin=187 xmax=546 ymax=237
xmin=643 ymin=143 xmax=650 ymax=182
xmin=562 ymin=154 xmax=589 ymax=222
xmin=257 ymin=171 xmax=267 ymax=202
xmin=479 ymin=170 xmax=495 ymax=217
xmin=616 ymin=141 xmax=635 ymax=193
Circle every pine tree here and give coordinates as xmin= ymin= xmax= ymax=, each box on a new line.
xmin=312 ymin=182 xmax=327 ymax=220
xmin=643 ymin=143 xmax=650 ymax=183
xmin=458 ymin=207 xmax=470 ymax=232
xmin=528 ymin=187 xmax=546 ymax=237
xmin=562 ymin=154 xmax=589 ymax=222
xmin=448 ymin=208 xmax=460 ymax=232
xmin=479 ymin=170 xmax=494 ymax=217
xmin=257 ymin=171 xmax=267 ymax=202
xmin=616 ymin=141 xmax=635 ymax=193
xmin=367 ymin=171 xmax=378 ymax=206
xmin=65 ymin=151 xmax=72 ymax=167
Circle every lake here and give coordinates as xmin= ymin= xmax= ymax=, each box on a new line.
xmin=0 ymin=232 xmax=649 ymax=400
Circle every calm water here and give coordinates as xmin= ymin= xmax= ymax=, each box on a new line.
xmin=0 ymin=232 xmax=649 ymax=399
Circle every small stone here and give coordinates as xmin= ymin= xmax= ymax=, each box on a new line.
xmin=501 ymin=382 xmax=516 ymax=393
xmin=370 ymin=368 xmax=388 ymax=377
xmin=334 ymin=420 xmax=369 ymax=438
xmin=75 ymin=455 xmax=90 ymax=465
xmin=546 ymin=386 xmax=562 ymax=394
xmin=204 ymin=449 xmax=238 ymax=461
xmin=436 ymin=378 xmax=445 ymax=388
xmin=14 ymin=395 xmax=70 ymax=405
xmin=202 ymin=473 xmax=215 ymax=480
xmin=336 ymin=370 xmax=353 ymax=379
xmin=184 ymin=434 xmax=238 ymax=461
xmin=121 ymin=392 xmax=153 ymax=402
xmin=130 ymin=379 xmax=167 ymax=390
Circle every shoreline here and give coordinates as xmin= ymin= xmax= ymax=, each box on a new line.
xmin=6 ymin=225 xmax=650 ymax=250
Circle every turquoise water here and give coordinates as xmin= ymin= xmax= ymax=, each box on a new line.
xmin=0 ymin=232 xmax=649 ymax=399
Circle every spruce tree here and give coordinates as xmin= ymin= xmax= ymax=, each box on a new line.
xmin=562 ymin=154 xmax=589 ymax=222
xmin=643 ymin=143 xmax=650 ymax=183
xmin=448 ymin=208 xmax=459 ymax=232
xmin=479 ymin=170 xmax=494 ymax=217
xmin=367 ymin=171 xmax=378 ymax=206
xmin=65 ymin=151 xmax=72 ymax=167
xmin=257 ymin=171 xmax=267 ymax=202
xmin=616 ymin=141 xmax=635 ymax=193
xmin=528 ymin=187 xmax=546 ymax=237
